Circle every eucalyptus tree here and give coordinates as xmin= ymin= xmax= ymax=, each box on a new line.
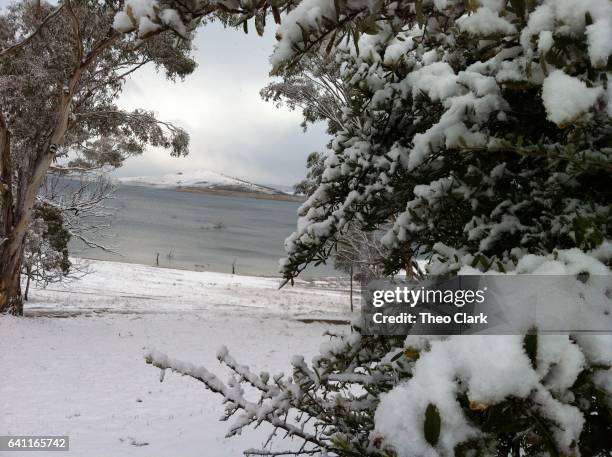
xmin=0 ymin=0 xmax=194 ymax=314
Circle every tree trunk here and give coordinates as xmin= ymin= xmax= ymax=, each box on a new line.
xmin=349 ymin=264 xmax=354 ymax=313
xmin=0 ymin=63 xmax=76 ymax=314
xmin=0 ymin=123 xmax=52 ymax=315
xmin=0 ymin=146 xmax=54 ymax=315
xmin=24 ymin=267 xmax=31 ymax=301
xmin=0 ymin=35 xmax=113 ymax=314
xmin=0 ymin=238 xmax=24 ymax=315
xmin=0 ymin=111 xmax=22 ymax=314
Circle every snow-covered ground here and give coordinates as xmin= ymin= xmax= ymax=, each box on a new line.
xmin=117 ymin=170 xmax=281 ymax=194
xmin=1 ymin=259 xmax=353 ymax=456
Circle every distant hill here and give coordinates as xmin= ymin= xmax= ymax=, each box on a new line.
xmin=117 ymin=170 xmax=284 ymax=195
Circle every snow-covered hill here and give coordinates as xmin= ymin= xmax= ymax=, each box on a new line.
xmin=117 ymin=170 xmax=283 ymax=195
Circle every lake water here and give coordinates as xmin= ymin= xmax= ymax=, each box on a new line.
xmin=72 ymin=185 xmax=335 ymax=278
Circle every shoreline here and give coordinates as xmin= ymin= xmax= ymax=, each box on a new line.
xmin=69 ymin=256 xmax=350 ymax=292
xmin=118 ymin=183 xmax=306 ymax=202
xmin=176 ymin=186 xmax=306 ymax=202
xmin=72 ymin=255 xmax=344 ymax=283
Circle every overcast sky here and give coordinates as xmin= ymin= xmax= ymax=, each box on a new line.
xmin=117 ymin=23 xmax=329 ymax=186
xmin=1 ymin=0 xmax=329 ymax=186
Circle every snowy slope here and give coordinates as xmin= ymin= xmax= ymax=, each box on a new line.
xmin=117 ymin=170 xmax=282 ymax=194
xmin=21 ymin=258 xmax=352 ymax=318
xmin=1 ymin=259 xmax=353 ymax=457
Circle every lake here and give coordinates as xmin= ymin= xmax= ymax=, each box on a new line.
xmin=72 ymin=185 xmax=336 ymax=278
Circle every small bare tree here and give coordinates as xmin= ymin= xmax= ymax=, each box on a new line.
xmin=333 ymin=224 xmax=390 ymax=311
xmin=334 ymin=225 xmax=388 ymax=281
xmin=19 ymin=157 xmax=120 ymax=299
xmin=39 ymin=173 xmax=117 ymax=253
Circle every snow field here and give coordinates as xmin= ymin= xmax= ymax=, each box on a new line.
xmin=1 ymin=259 xmax=352 ymax=456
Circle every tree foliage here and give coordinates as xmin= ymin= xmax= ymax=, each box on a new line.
xmin=22 ymin=202 xmax=71 ymax=299
xmin=261 ymin=53 xmax=348 ymax=133
xmin=275 ymin=0 xmax=611 ymax=282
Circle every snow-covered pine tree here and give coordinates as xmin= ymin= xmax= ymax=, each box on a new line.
xmin=271 ymin=0 xmax=610 ymax=283
xmin=74 ymin=0 xmax=612 ymax=454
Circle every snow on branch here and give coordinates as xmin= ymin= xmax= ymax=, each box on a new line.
xmin=144 ymin=348 xmax=328 ymax=452
xmin=38 ymin=174 xmax=118 ymax=254
xmin=144 ymin=328 xmax=415 ymax=456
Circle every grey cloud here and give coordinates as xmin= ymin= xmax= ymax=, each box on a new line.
xmin=114 ymin=21 xmax=330 ymax=186
xmin=0 ymin=3 xmax=330 ymax=186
